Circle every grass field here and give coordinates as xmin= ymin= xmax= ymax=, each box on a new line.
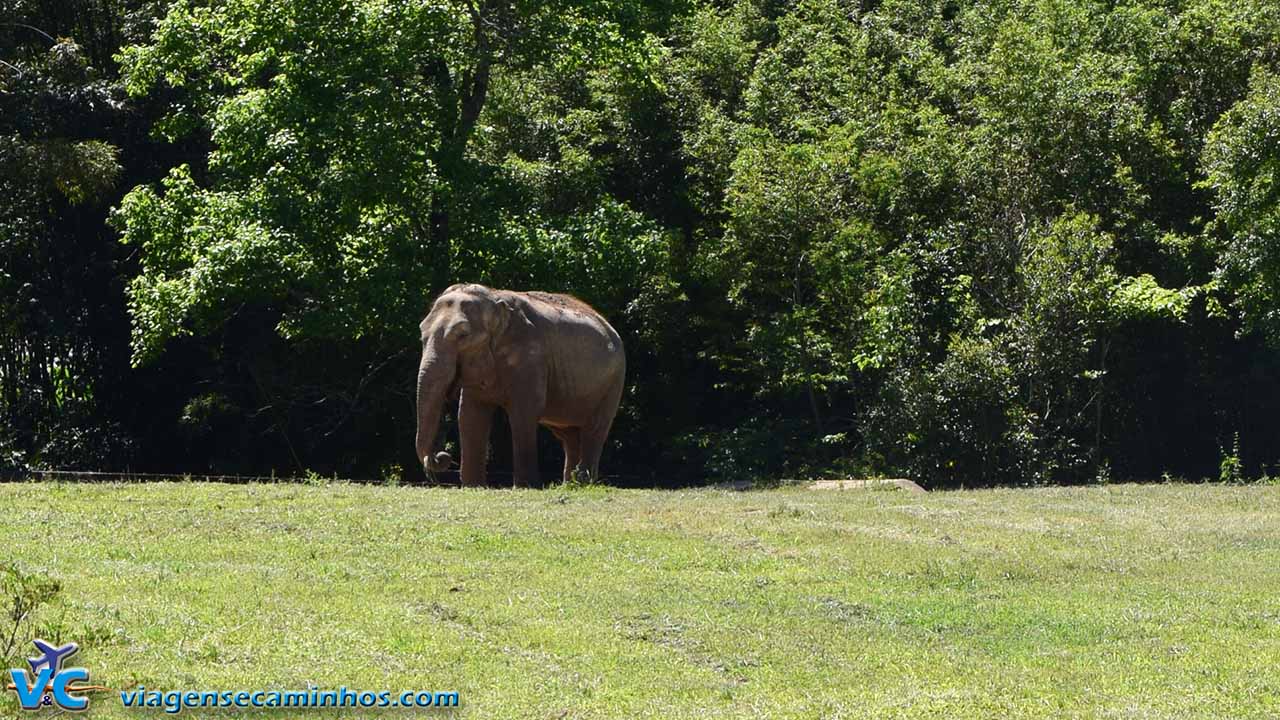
xmin=1 ymin=481 xmax=1278 ymax=719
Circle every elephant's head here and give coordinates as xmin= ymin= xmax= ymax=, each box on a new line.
xmin=415 ymin=284 xmax=515 ymax=473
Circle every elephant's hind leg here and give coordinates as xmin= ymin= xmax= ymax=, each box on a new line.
xmin=550 ymin=427 xmax=582 ymax=483
xmin=579 ymin=380 xmax=624 ymax=480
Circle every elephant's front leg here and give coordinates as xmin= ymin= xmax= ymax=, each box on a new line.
xmin=506 ymin=410 xmax=540 ymax=488
xmin=506 ymin=367 xmax=547 ymax=489
xmin=458 ymin=390 xmax=495 ymax=488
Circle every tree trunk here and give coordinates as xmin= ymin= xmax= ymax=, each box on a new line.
xmin=421 ymin=4 xmax=492 ymax=293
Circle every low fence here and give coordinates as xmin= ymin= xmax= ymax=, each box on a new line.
xmin=3 ymin=469 xmax=470 ymax=486
xmin=0 ymin=468 xmax=658 ymax=487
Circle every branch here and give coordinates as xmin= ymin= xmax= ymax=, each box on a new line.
xmin=454 ymin=1 xmax=492 ymax=152
xmin=321 ymin=348 xmax=411 ymax=438
xmin=0 ymin=23 xmax=55 ymax=43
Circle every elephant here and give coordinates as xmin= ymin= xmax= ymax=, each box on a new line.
xmin=414 ymin=283 xmax=626 ymax=487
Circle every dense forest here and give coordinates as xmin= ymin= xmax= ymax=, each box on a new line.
xmin=3 ymin=0 xmax=1279 ymax=487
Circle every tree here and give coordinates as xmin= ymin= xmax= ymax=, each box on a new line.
xmin=110 ymin=0 xmax=682 ymax=476
xmin=7 ymin=0 xmax=1280 ymax=484
xmin=1203 ymin=68 xmax=1280 ymax=344
xmin=0 ymin=5 xmax=141 ymax=470
xmin=114 ymin=0 xmax=665 ymax=359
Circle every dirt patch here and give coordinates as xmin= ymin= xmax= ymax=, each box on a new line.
xmin=808 ymin=478 xmax=927 ymax=494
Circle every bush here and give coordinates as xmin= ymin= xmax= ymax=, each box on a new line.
xmin=0 ymin=563 xmax=62 ymax=667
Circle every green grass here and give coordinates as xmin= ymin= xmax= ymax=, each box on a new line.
xmin=2 ymin=481 xmax=1279 ymax=719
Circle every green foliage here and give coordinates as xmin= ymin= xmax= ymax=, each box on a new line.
xmin=1114 ymin=274 xmax=1198 ymax=321
xmin=1203 ymin=67 xmax=1280 ymax=343
xmin=0 ymin=563 xmax=61 ymax=666
xmin=10 ymin=0 xmax=1280 ymax=484
xmin=113 ymin=0 xmax=664 ymax=364
xmin=1220 ymin=433 xmax=1245 ymax=484
xmin=674 ymin=424 xmax=788 ymax=482
xmin=0 ymin=9 xmax=145 ymax=473
xmin=379 ymin=463 xmax=402 ymax=486
xmin=658 ymin=0 xmax=1280 ymax=484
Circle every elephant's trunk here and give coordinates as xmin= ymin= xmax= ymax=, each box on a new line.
xmin=415 ymin=335 xmax=458 ymax=473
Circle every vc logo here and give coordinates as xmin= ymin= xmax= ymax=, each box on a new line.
xmin=6 ymin=640 xmax=95 ymax=712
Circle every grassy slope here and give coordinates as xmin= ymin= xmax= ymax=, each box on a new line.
xmin=1 ymin=482 xmax=1278 ymax=719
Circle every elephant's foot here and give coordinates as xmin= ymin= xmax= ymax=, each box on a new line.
xmin=459 ymin=466 xmax=487 ymax=488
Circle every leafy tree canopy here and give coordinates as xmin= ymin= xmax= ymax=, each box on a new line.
xmin=113 ymin=0 xmax=676 ymax=363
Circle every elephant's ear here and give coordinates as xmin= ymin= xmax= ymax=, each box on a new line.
xmin=480 ymin=297 xmax=527 ymax=373
xmin=488 ymin=298 xmax=512 ymax=340
xmin=492 ymin=296 xmax=534 ymax=337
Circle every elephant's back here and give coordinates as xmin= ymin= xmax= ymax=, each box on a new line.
xmin=522 ymin=293 xmax=621 ymax=346
xmin=520 ymin=291 xmax=624 ymax=395
xmin=522 ymin=291 xmax=609 ymax=323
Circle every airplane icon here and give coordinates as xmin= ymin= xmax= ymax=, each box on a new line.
xmin=4 ymin=639 xmax=109 ymax=701
xmin=28 ymin=640 xmax=79 ymax=674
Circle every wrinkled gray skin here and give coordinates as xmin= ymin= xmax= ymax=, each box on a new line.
xmin=415 ymin=284 xmax=626 ymax=487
